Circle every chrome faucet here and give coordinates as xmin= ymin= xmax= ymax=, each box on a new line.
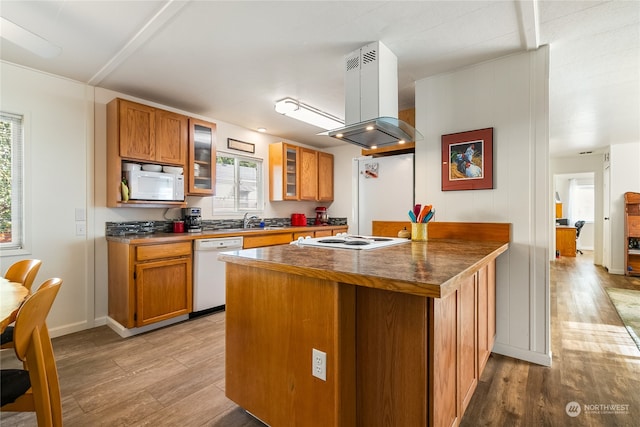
xmin=243 ymin=212 xmax=259 ymax=228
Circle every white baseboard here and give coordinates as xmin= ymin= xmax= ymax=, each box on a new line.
xmin=48 ymin=320 xmax=92 ymax=339
xmin=106 ymin=315 xmax=189 ymax=338
xmin=492 ymin=342 xmax=552 ymax=367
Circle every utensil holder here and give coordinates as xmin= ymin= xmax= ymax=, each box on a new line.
xmin=411 ymin=223 xmax=428 ymax=241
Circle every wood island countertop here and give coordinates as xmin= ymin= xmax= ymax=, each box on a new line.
xmin=218 ymin=238 xmax=508 ymax=299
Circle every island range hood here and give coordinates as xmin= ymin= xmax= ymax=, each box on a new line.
xmin=328 ymin=41 xmax=422 ymax=148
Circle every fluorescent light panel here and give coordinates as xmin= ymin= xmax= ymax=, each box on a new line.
xmin=274 ymin=98 xmax=343 ymax=130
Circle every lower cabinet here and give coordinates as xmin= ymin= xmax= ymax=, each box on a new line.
xmin=108 ymin=241 xmax=193 ymax=328
xmin=432 ymin=260 xmax=496 ymax=426
xmin=245 ymin=227 xmax=348 ymax=248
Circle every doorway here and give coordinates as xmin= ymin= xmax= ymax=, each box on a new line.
xmin=553 ymin=172 xmax=595 ymax=252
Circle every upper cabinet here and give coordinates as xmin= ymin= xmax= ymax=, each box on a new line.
xmin=155 ymin=109 xmax=188 ymax=165
xmin=115 ymin=98 xmax=187 ymax=165
xmin=269 ymin=142 xmax=333 ymax=202
xmin=269 ymin=142 xmax=299 ymax=201
xmin=299 ymin=148 xmax=318 ymax=201
xmin=107 ymin=98 xmax=218 ymax=206
xmin=188 ymin=118 xmax=216 ymax=196
xmin=317 ymin=151 xmax=334 ymax=202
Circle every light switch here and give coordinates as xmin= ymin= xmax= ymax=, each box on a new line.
xmin=76 ymin=223 xmax=86 ymax=236
xmin=75 ymin=208 xmax=85 ymax=221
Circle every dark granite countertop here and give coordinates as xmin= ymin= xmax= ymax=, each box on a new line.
xmin=105 ymin=224 xmax=348 ymax=244
xmin=218 ymin=239 xmax=508 ymax=299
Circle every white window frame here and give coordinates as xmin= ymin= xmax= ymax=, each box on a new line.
xmin=0 ymin=111 xmax=28 ymax=255
xmin=569 ymin=179 xmax=595 ymax=223
xmin=212 ymin=151 xmax=264 ymax=214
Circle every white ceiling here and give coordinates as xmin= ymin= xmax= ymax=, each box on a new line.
xmin=1 ymin=1 xmax=638 ymax=157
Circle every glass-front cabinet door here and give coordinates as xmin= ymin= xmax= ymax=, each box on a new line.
xmin=269 ymin=142 xmax=299 ymax=201
xmin=285 ymin=144 xmax=299 ymax=199
xmin=188 ymin=118 xmax=216 ymax=195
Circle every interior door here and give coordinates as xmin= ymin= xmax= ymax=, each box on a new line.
xmin=603 ymin=164 xmax=611 ymax=270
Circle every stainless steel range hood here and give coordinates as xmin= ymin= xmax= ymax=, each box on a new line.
xmin=329 ymin=41 xmax=422 ymax=148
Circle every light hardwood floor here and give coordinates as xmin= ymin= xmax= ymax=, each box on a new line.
xmin=2 ymin=252 xmax=639 ymax=426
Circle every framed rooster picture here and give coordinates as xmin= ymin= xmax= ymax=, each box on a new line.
xmin=441 ymin=127 xmax=493 ymax=191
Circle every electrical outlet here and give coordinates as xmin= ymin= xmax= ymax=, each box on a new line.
xmin=312 ymin=348 xmax=326 ymax=381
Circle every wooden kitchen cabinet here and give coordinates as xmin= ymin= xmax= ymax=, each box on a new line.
xmin=299 ymin=148 xmax=318 ymax=200
xmin=108 ymin=240 xmax=192 ymax=328
xmin=155 ymin=109 xmax=188 ymax=165
xmin=269 ymin=142 xmax=300 ymax=201
xmin=625 ymin=192 xmax=640 ymax=276
xmin=317 ymin=151 xmax=334 ymax=201
xmin=243 ymin=233 xmax=294 ymax=249
xmin=477 ymin=261 xmax=496 ymax=374
xmin=107 ymin=98 xmax=188 ymax=208
xmin=112 ymin=98 xmax=187 ymax=164
xmin=188 ymin=118 xmax=216 ymax=195
xmin=269 ymin=142 xmax=333 ymax=201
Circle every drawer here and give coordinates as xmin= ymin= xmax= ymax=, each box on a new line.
xmin=628 ymin=217 xmax=640 ymax=237
xmin=243 ymin=233 xmax=293 ymax=249
xmin=314 ymin=229 xmax=333 ymax=237
xmin=136 ymin=241 xmax=192 ymax=261
xmin=293 ymin=231 xmax=314 ymax=240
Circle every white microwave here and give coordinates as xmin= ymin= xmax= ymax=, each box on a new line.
xmin=125 ymin=170 xmax=184 ymax=201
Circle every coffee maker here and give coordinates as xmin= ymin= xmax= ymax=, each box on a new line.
xmin=182 ymin=207 xmax=202 ymax=232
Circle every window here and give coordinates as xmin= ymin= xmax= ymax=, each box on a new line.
xmin=213 ymin=153 xmax=263 ymax=213
xmin=569 ymin=179 xmax=594 ymax=222
xmin=0 ymin=112 xmax=24 ymax=251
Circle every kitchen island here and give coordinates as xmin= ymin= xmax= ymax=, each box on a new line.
xmin=219 ymin=223 xmax=509 ymax=427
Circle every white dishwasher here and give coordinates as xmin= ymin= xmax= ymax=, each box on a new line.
xmin=193 ymin=236 xmax=243 ymax=315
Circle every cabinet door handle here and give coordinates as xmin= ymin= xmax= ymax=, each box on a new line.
xmin=604 ymin=217 xmax=610 ymax=220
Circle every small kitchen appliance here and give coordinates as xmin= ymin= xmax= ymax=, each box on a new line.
xmin=182 ymin=207 xmax=202 ymax=232
xmin=315 ymin=207 xmax=329 ymax=225
xmin=291 ymin=213 xmax=307 ymax=226
xmin=124 ymin=170 xmax=184 ymax=201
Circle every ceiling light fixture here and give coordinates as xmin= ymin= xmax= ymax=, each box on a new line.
xmin=257 ymin=127 xmax=267 ymax=133
xmin=0 ymin=17 xmax=62 ymax=58
xmin=274 ymin=98 xmax=344 ymax=131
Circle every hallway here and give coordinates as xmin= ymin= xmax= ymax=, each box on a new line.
xmin=462 ymin=252 xmax=640 ymax=426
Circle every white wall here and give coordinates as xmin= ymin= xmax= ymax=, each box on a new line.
xmin=0 ymin=62 xmax=95 ymax=336
xmin=608 ymin=142 xmax=640 ymax=274
xmin=415 ymin=47 xmax=551 ymax=366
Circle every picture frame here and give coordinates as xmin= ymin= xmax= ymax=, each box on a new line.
xmin=441 ymin=127 xmax=493 ymax=191
xmin=227 ymin=138 xmax=255 ymax=153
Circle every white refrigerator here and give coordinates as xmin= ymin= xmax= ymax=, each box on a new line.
xmin=352 ymin=153 xmax=414 ymax=235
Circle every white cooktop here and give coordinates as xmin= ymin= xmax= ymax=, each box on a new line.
xmin=293 ymin=234 xmax=410 ymax=250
